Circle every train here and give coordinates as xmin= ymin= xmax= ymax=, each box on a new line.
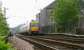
xmin=29 ymin=20 xmax=40 ymax=35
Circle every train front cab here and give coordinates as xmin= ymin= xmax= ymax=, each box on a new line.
xmin=30 ymin=27 xmax=39 ymax=35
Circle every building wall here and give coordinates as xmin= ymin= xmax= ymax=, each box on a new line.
xmin=35 ymin=1 xmax=56 ymax=33
xmin=39 ymin=8 xmax=49 ymax=26
xmin=80 ymin=0 xmax=84 ymax=28
xmin=36 ymin=1 xmax=55 ymax=26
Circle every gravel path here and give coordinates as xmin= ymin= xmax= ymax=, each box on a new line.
xmin=9 ymin=36 xmax=34 ymax=50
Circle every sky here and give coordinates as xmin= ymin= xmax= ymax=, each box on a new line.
xmin=2 ymin=0 xmax=54 ymax=28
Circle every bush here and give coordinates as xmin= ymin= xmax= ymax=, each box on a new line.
xmin=0 ymin=36 xmax=15 ymax=50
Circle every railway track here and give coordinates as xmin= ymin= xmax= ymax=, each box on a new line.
xmin=27 ymin=34 xmax=84 ymax=44
xmin=16 ymin=34 xmax=84 ymax=50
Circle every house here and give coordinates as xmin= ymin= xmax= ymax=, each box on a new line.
xmin=36 ymin=1 xmax=56 ymax=33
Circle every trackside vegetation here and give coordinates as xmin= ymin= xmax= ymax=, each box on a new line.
xmin=0 ymin=4 xmax=15 ymax=50
xmin=0 ymin=36 xmax=15 ymax=50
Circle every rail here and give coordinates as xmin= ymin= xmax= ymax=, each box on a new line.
xmin=16 ymin=34 xmax=84 ymax=50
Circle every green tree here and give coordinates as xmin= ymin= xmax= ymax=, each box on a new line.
xmin=0 ymin=7 xmax=9 ymax=36
xmin=52 ymin=0 xmax=80 ymax=33
xmin=0 ymin=4 xmax=15 ymax=50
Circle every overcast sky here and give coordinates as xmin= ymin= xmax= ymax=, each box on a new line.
xmin=2 ymin=0 xmax=54 ymax=28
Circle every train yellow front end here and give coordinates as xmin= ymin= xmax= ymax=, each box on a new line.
xmin=30 ymin=20 xmax=39 ymax=35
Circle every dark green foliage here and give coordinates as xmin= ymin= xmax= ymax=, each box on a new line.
xmin=0 ymin=36 xmax=15 ymax=50
xmin=0 ymin=6 xmax=14 ymax=50
xmin=52 ymin=0 xmax=80 ymax=33
xmin=0 ymin=8 xmax=9 ymax=36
